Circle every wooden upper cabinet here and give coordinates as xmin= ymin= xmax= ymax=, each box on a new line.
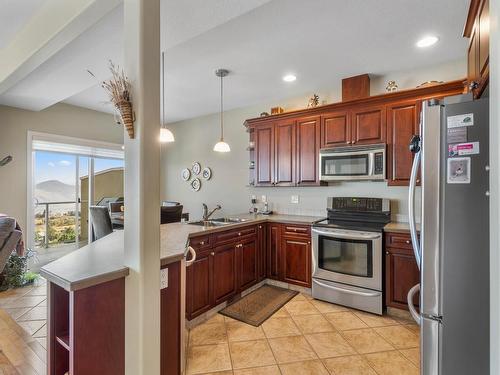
xmin=275 ymin=119 xmax=296 ymax=186
xmin=296 ymin=116 xmax=321 ymax=185
xmin=321 ymin=111 xmax=350 ymax=148
xmin=465 ymin=0 xmax=489 ymax=98
xmin=255 ymin=123 xmax=274 ymax=186
xmin=386 ymin=100 xmax=420 ymax=186
xmin=351 ymin=105 xmax=386 ymax=145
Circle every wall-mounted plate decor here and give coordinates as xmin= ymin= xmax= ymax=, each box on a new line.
xmin=191 ymin=178 xmax=201 ymax=191
xmin=181 ymin=168 xmax=191 ymax=181
xmin=192 ymin=162 xmax=201 ymax=175
xmin=202 ymin=167 xmax=212 ymax=180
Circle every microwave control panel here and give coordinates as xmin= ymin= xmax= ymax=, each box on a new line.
xmin=374 ymin=152 xmax=384 ymax=175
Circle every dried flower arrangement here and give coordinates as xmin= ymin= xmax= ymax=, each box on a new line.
xmin=97 ymin=61 xmax=135 ymax=138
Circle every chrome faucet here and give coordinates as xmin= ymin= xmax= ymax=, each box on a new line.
xmin=202 ymin=203 xmax=221 ymax=221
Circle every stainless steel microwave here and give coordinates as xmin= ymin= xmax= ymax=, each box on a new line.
xmin=319 ymin=144 xmax=386 ymax=181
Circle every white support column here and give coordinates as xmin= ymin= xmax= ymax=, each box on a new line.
xmin=490 ymin=0 xmax=500 ymax=373
xmin=123 ymin=0 xmax=161 ymax=374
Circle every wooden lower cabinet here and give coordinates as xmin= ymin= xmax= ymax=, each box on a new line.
xmin=237 ymin=237 xmax=259 ymax=291
xmin=186 ymin=249 xmax=212 ymax=318
xmin=257 ymin=224 xmax=267 ymax=281
xmin=281 ymin=235 xmax=312 ymax=288
xmin=267 ymin=223 xmax=282 ymax=280
xmin=212 ymin=243 xmax=238 ymax=305
xmin=385 ymin=232 xmax=420 ymax=310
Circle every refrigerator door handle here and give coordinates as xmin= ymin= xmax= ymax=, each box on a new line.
xmin=407 ymin=283 xmax=421 ymax=324
xmin=408 ymin=150 xmax=421 ymax=270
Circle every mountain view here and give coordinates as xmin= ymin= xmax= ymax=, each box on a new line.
xmin=35 ymin=180 xmax=76 ymax=203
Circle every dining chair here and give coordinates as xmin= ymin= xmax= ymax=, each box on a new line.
xmin=89 ymin=206 xmax=113 ymax=241
xmin=161 ymin=205 xmax=183 ymax=224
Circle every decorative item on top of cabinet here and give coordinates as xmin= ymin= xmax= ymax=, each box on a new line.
xmin=464 ymin=0 xmax=489 ymax=98
xmin=307 ymin=94 xmax=320 ymax=108
xmin=271 ymin=107 xmax=285 ymax=115
xmin=386 ymin=80 xmax=398 ymax=92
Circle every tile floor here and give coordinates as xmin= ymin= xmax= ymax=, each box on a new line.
xmin=186 ymin=293 xmax=420 ymax=375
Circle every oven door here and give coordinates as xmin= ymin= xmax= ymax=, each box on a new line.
xmin=312 ymin=227 xmax=382 ymax=291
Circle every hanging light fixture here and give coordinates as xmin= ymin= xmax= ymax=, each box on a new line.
xmin=160 ymin=51 xmax=175 ymax=143
xmin=213 ymin=68 xmax=230 ymax=152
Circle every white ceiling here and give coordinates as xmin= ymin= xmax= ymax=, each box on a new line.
xmin=0 ymin=0 xmax=470 ymax=123
xmin=0 ymin=0 xmax=47 ymax=48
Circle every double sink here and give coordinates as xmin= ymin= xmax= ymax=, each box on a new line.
xmin=188 ymin=217 xmax=249 ymax=227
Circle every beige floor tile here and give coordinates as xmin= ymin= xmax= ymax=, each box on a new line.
xmin=374 ymin=326 xmax=419 ymax=349
xmin=35 ymin=337 xmax=46 ymax=350
xmin=199 ymin=371 xmax=233 ymax=375
xmin=291 ymin=314 xmax=335 ymax=334
xmin=206 ymin=314 xmax=225 ymax=325
xmin=1 ymin=296 xmax=45 ymax=309
xmin=324 ymin=311 xmax=368 ymax=331
xmin=354 ymin=311 xmax=400 ymax=327
xmin=229 ymin=339 xmax=276 ymax=369
xmin=364 ymin=350 xmax=419 ymax=375
xmin=284 ymin=300 xmax=320 ymax=316
xmin=291 ymin=293 xmax=307 ymax=301
xmin=17 ymin=307 xmax=47 ymax=322
xmin=262 ymin=317 xmax=300 ymax=338
xmin=342 ymin=328 xmax=394 ymax=354
xmin=310 ymin=299 xmax=349 ymax=313
xmin=189 ymin=322 xmax=227 ymax=346
xmin=279 ymin=359 xmax=329 ymax=375
xmin=24 ymin=287 xmax=47 ymax=297
xmin=400 ymin=347 xmax=420 ymax=368
xmin=233 ymin=365 xmax=280 ymax=375
xmin=3 ymin=308 xmax=30 ymax=320
xmin=33 ymin=324 xmax=46 ymax=338
xmin=226 ymin=321 xmax=265 ymax=342
xmin=224 ymin=315 xmax=239 ymax=323
xmin=323 ymin=355 xmax=377 ymax=375
xmin=186 ymin=343 xmax=232 ymax=374
xmin=36 ymin=299 xmax=47 ymax=308
xmin=404 ymin=324 xmax=420 ymax=335
xmin=268 ymin=335 xmax=317 ymax=364
xmin=304 ymin=332 xmax=356 ymax=359
xmin=17 ymin=321 xmax=45 ymax=336
xmin=270 ymin=307 xmax=289 ymax=318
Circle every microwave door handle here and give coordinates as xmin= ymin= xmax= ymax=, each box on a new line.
xmin=312 ymin=228 xmax=381 ymax=240
xmin=369 ymin=152 xmax=375 ymax=176
xmin=313 ymin=279 xmax=381 ymax=297
xmin=408 ymin=150 xmax=421 ymax=270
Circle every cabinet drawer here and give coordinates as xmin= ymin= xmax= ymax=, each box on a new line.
xmin=212 ymin=225 xmax=257 ymax=245
xmin=282 ymin=224 xmax=310 ymax=237
xmin=189 ymin=235 xmax=211 ymax=249
xmin=385 ymin=232 xmax=414 ymax=250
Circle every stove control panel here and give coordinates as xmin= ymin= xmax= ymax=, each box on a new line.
xmin=328 ymin=197 xmax=390 ymax=212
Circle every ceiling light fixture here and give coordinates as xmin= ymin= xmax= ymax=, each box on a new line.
xmin=283 ymin=74 xmax=297 ymax=82
xmin=416 ymin=36 xmax=439 ymax=48
xmin=213 ymin=68 xmax=231 ymax=153
xmin=160 ymin=51 xmax=175 ymax=143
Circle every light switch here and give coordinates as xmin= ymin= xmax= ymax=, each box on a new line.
xmin=291 ymin=195 xmax=299 ymax=204
xmin=261 ymin=195 xmax=267 ymax=203
xmin=160 ymin=268 xmax=168 ymax=289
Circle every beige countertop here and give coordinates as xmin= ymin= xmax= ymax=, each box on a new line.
xmin=384 ymin=222 xmax=421 ymax=233
xmin=40 ymin=213 xmax=324 ymax=289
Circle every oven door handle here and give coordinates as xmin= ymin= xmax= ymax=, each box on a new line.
xmin=312 ymin=228 xmax=381 ymax=240
xmin=313 ymin=279 xmax=381 ymax=297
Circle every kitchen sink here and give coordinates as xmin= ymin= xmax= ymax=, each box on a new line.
xmin=187 ymin=217 xmax=248 ymax=226
xmin=210 ymin=217 xmax=248 ymax=223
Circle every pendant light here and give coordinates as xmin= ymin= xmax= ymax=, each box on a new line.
xmin=160 ymin=51 xmax=175 ymax=143
xmin=213 ymin=68 xmax=230 ymax=152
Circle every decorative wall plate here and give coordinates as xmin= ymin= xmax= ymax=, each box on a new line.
xmin=191 ymin=178 xmax=201 ymax=191
xmin=192 ymin=162 xmax=201 ymax=175
xmin=181 ymin=168 xmax=191 ymax=181
xmin=202 ymin=167 xmax=212 ymax=180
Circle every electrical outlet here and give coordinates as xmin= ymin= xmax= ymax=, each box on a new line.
xmin=160 ymin=268 xmax=168 ymax=289
xmin=291 ymin=195 xmax=299 ymax=204
xmin=261 ymin=195 xmax=267 ymax=203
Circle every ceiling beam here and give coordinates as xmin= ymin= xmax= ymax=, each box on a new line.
xmin=0 ymin=0 xmax=122 ymax=95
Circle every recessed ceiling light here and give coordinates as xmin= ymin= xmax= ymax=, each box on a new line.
xmin=283 ymin=74 xmax=297 ymax=82
xmin=416 ymin=36 xmax=439 ymax=48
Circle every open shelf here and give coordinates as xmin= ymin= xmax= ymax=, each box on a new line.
xmin=56 ymin=332 xmax=70 ymax=351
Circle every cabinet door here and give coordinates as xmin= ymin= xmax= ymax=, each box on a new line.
xmin=386 ymin=100 xmax=420 ymax=186
xmin=385 ymin=248 xmax=420 ymax=310
xmin=255 ymin=123 xmax=275 ymax=186
xmin=211 ymin=243 xmax=238 ymax=305
xmin=478 ymin=0 xmax=489 ymax=80
xmin=281 ymin=236 xmax=311 ymax=288
xmin=296 ymin=116 xmax=321 ymax=186
xmin=257 ymin=224 xmax=267 ymax=281
xmin=267 ymin=224 xmax=281 ymax=280
xmin=237 ymin=237 xmax=259 ymax=291
xmin=274 ymin=119 xmax=296 ymax=186
xmin=468 ymin=25 xmax=479 ymax=95
xmin=321 ymin=111 xmax=351 ymax=147
xmin=186 ymin=250 xmax=212 ymax=319
xmin=351 ymin=105 xmax=386 ymax=145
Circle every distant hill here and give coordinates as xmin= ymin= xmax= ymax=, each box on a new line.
xmin=35 ymin=180 xmax=76 ymax=212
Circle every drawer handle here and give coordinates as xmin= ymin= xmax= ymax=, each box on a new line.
xmin=211 ymin=252 xmax=215 ymax=256
xmin=238 ymin=232 xmax=242 ymax=236
xmin=200 ymin=241 xmax=205 ymax=245
xmin=236 ymin=244 xmax=243 ymax=248
xmin=405 ymin=240 xmax=411 ymax=244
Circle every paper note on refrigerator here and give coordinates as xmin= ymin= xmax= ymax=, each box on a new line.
xmin=447 ymin=157 xmax=471 ymax=184
xmin=447 ymin=113 xmax=474 ymax=128
xmin=448 ymin=142 xmax=480 ymax=157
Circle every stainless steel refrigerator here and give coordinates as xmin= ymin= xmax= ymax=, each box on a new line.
xmin=408 ymin=95 xmax=489 ymax=375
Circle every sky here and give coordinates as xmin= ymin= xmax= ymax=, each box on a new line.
xmin=35 ymin=151 xmax=124 ymax=185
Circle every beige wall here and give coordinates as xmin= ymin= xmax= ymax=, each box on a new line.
xmin=0 ymin=103 xmax=123 ymax=234
xmin=161 ymin=59 xmax=466 ymax=221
